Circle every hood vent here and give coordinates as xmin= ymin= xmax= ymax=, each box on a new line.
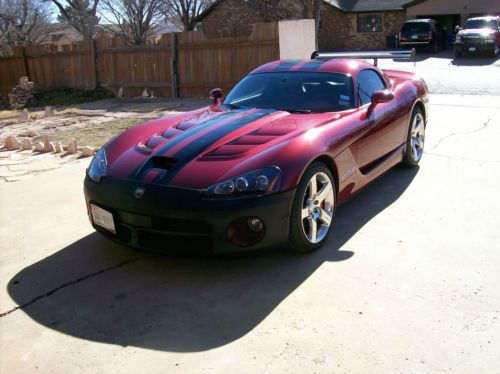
xmin=151 ymin=157 xmax=178 ymax=170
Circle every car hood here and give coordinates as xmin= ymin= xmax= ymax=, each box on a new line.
xmin=104 ymin=107 xmax=343 ymax=189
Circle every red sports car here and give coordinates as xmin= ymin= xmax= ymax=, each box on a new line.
xmin=84 ymin=50 xmax=428 ymax=254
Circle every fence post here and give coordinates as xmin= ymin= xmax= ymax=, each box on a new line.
xmin=18 ymin=47 xmax=30 ymax=80
xmin=170 ymin=33 xmax=179 ymax=98
xmin=91 ymin=39 xmax=101 ymax=89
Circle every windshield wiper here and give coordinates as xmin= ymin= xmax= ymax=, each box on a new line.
xmin=225 ymin=103 xmax=244 ymax=110
xmin=278 ymin=108 xmax=312 ymax=113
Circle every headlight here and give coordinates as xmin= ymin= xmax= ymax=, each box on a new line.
xmin=486 ymin=34 xmax=495 ymax=43
xmin=204 ymin=167 xmax=281 ymax=199
xmin=87 ymin=148 xmax=107 ymax=183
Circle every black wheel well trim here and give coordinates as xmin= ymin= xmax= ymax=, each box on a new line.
xmin=412 ymin=99 xmax=426 ymax=124
xmin=298 ymin=154 xmax=340 ymax=201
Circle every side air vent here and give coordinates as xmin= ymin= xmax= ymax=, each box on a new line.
xmin=151 ymin=157 xmax=178 ymax=170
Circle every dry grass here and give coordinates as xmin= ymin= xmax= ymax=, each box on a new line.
xmin=46 ymin=118 xmax=142 ymax=148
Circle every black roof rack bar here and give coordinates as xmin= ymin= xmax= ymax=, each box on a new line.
xmin=310 ymin=49 xmax=416 ymax=66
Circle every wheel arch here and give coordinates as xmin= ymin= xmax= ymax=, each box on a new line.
xmin=413 ymin=100 xmax=427 ymax=123
xmin=301 ymin=154 xmax=340 ymax=200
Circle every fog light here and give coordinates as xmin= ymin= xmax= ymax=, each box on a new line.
xmin=226 ymin=217 xmax=266 ymax=247
xmin=248 ymin=217 xmax=264 ymax=232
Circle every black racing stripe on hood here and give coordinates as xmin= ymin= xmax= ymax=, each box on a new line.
xmin=159 ymin=109 xmax=277 ymax=184
xmin=273 ymin=60 xmax=303 ymax=72
xmin=129 ymin=110 xmax=242 ymax=180
xmin=298 ymin=60 xmax=326 ymax=71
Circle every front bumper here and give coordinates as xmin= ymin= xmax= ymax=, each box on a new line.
xmin=84 ymin=175 xmax=295 ymax=255
xmin=454 ymin=40 xmax=495 ymax=54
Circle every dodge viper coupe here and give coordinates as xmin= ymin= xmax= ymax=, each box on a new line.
xmin=84 ymin=50 xmax=428 ymax=255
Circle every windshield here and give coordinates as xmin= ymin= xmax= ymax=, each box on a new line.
xmin=223 ymin=72 xmax=354 ymax=113
xmin=463 ymin=19 xmax=497 ymax=29
xmin=401 ymin=22 xmax=430 ymax=33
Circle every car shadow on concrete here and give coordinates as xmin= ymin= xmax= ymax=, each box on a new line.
xmin=451 ymin=55 xmax=499 ymax=66
xmin=7 ymin=167 xmax=419 ymax=352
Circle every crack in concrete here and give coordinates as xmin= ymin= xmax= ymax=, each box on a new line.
xmin=0 ymin=257 xmax=140 ymax=319
xmin=428 ymin=111 xmax=498 ymax=152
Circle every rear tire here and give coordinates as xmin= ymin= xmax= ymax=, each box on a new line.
xmin=288 ymin=162 xmax=336 ymax=253
xmin=402 ymin=108 xmax=425 ymax=168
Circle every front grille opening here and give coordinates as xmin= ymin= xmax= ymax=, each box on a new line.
xmin=152 ymin=217 xmax=213 ymax=234
xmin=138 ymin=231 xmax=213 ymax=255
xmin=151 ymin=157 xmax=177 ymax=170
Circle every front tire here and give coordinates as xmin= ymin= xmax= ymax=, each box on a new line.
xmin=402 ymin=108 xmax=425 ymax=168
xmin=288 ymin=162 xmax=336 ymax=253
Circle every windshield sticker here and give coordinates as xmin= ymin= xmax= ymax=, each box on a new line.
xmin=339 ymin=100 xmax=350 ymax=107
xmin=340 ymin=95 xmax=350 ymax=101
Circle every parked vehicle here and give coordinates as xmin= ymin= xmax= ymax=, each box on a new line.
xmin=84 ymin=50 xmax=429 ymax=255
xmin=454 ymin=16 xmax=500 ymax=58
xmin=399 ymin=19 xmax=447 ymax=52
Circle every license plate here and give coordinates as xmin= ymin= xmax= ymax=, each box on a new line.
xmin=468 ymin=47 xmax=476 ymax=52
xmin=91 ymin=204 xmax=116 ymax=234
xmin=411 ymin=35 xmax=418 ymax=40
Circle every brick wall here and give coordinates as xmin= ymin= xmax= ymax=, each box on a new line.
xmin=202 ymin=0 xmax=264 ymax=38
xmin=319 ymin=5 xmax=406 ymax=50
xmin=201 ymin=0 xmax=304 ymax=38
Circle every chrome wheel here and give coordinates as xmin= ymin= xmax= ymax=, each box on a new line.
xmin=410 ymin=112 xmax=425 ymax=162
xmin=301 ymin=172 xmax=334 ymax=244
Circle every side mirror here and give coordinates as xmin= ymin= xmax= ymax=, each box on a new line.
xmin=371 ymin=90 xmax=394 ymax=104
xmin=209 ymin=88 xmax=223 ymax=106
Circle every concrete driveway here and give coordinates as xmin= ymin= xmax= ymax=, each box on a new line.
xmin=378 ymin=50 xmax=500 ymax=95
xmin=1 ymin=73 xmax=500 ymax=372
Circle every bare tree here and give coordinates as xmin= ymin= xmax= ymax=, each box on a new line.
xmin=0 ymin=0 xmax=52 ymax=52
xmin=48 ymin=0 xmax=100 ymax=39
xmin=163 ymin=0 xmax=214 ymax=31
xmin=99 ymin=0 xmax=164 ymax=45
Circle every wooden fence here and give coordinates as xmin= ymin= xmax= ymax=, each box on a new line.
xmin=0 ymin=23 xmax=279 ymax=98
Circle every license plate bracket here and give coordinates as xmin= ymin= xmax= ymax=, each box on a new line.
xmin=91 ymin=204 xmax=116 ymax=234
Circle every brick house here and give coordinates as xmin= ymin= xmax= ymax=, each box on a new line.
xmin=199 ymin=0 xmax=500 ymax=51
xmin=199 ymin=0 xmax=411 ymax=50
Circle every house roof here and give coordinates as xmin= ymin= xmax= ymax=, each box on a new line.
xmin=324 ymin=0 xmax=415 ymax=12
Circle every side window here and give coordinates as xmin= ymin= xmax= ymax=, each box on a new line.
xmin=357 ymin=69 xmax=386 ymax=106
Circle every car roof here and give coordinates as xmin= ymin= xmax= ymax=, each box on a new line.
xmin=251 ymin=59 xmax=376 ymax=75
xmin=404 ymin=18 xmax=434 ymax=23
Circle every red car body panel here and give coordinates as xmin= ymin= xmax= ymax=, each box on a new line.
xmin=103 ymin=59 xmax=428 ymax=206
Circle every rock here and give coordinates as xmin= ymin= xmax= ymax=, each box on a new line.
xmin=81 ymin=146 xmax=95 ymax=157
xmin=54 ymin=142 xmax=64 ymax=153
xmin=142 ymin=88 xmax=149 ymax=98
xmin=9 ymin=77 xmax=35 ymax=108
xmin=66 ymin=140 xmax=78 ymax=154
xmin=21 ymin=138 xmax=32 ymax=150
xmin=116 ymin=87 xmax=124 ymax=98
xmin=44 ymin=106 xmax=54 ymax=117
xmin=19 ymin=108 xmax=30 ymax=122
xmin=34 ymin=142 xmax=44 ymax=152
xmin=4 ymin=136 xmax=21 ymax=149
xmin=43 ymin=138 xmax=55 ymax=153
